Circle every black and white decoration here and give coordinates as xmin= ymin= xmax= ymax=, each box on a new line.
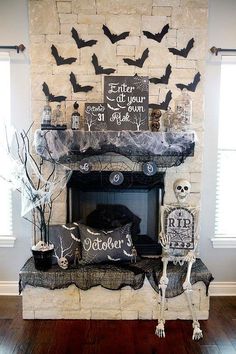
xmin=77 ymin=223 xmax=134 ymax=265
xmin=104 ymin=76 xmax=149 ymax=131
xmin=49 ymin=223 xmax=81 ymax=267
xmin=157 ymin=179 xmax=202 ymax=341
xmin=84 ymin=103 xmax=107 ymax=131
xmin=163 ymin=206 xmax=195 ymax=250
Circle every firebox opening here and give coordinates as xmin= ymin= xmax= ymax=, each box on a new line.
xmin=67 ymin=171 xmax=165 ymax=256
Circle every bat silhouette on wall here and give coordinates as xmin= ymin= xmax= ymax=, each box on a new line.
xmin=168 ymin=38 xmax=194 ymax=58
xmin=102 ymin=24 xmax=130 ymax=44
xmin=91 ymin=54 xmax=115 ymax=75
xmin=149 ymin=64 xmax=172 ymax=85
xmin=123 ymin=48 xmax=149 ymax=68
xmin=143 ymin=24 xmax=169 ymax=43
xmin=51 ymin=45 xmax=77 ymax=66
xmin=42 ymin=82 xmax=67 ymax=102
xmin=69 ymin=72 xmax=93 ymax=93
xmin=176 ymin=72 xmax=201 ymax=92
xmin=71 ymin=27 xmax=97 ymax=49
xmin=149 ymin=90 xmax=172 ymax=110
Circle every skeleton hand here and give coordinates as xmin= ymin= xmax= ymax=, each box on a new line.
xmin=184 ymin=250 xmax=196 ymax=263
xmin=192 ymin=322 xmax=203 ymax=340
xmin=159 ymin=274 xmax=169 ymax=288
xmin=159 ymin=231 xmax=170 ymax=250
xmin=183 ymin=279 xmax=192 ymax=291
xmin=155 ymin=320 xmax=165 ymax=338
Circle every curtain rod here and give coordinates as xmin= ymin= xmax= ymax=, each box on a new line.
xmin=0 ymin=44 xmax=25 ymax=53
xmin=210 ymin=46 xmax=236 ymax=56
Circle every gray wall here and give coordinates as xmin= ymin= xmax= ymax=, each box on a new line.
xmin=0 ymin=0 xmax=31 ymax=281
xmin=1 ymin=0 xmax=236 ymax=283
xmin=200 ymin=0 xmax=236 ymax=281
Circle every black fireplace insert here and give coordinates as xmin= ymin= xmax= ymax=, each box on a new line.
xmin=67 ymin=171 xmax=165 ymax=256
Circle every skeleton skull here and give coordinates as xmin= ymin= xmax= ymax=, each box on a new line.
xmin=58 ymin=257 xmax=69 ymax=270
xmin=173 ymin=179 xmax=191 ymax=204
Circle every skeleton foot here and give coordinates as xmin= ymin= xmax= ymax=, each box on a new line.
xmin=155 ymin=320 xmax=165 ymax=338
xmin=192 ymin=322 xmax=203 ymax=341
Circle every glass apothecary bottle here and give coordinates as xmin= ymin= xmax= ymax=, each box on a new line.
xmin=41 ymin=96 xmax=52 ymax=126
xmin=71 ymin=101 xmax=80 ymax=130
xmin=175 ymin=88 xmax=192 ymax=129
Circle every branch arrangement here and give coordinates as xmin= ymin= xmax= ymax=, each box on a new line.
xmin=1 ymin=127 xmax=71 ymax=245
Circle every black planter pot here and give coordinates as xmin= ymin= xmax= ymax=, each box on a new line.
xmin=32 ymin=248 xmax=54 ymax=271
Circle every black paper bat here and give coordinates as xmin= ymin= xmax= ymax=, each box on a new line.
xmin=42 ymin=82 xmax=67 ymax=102
xmin=91 ymin=54 xmax=115 ymax=75
xmin=71 ymin=27 xmax=97 ymax=49
xmin=168 ymin=38 xmax=194 ymax=58
xmin=51 ymin=45 xmax=77 ymax=66
xmin=69 ymin=72 xmax=93 ymax=93
xmin=123 ymin=48 xmax=149 ymax=68
xmin=149 ymin=64 xmax=172 ymax=85
xmin=149 ymin=90 xmax=172 ymax=110
xmin=143 ymin=24 xmax=169 ymax=43
xmin=102 ymin=24 xmax=130 ymax=44
xmin=176 ymin=72 xmax=201 ymax=92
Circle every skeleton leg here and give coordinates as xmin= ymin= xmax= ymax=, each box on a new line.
xmin=183 ymin=259 xmax=203 ymax=341
xmin=155 ymin=256 xmax=169 ymax=338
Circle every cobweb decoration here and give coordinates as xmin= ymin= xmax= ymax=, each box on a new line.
xmin=20 ymin=162 xmax=72 ymax=217
xmin=133 ymin=76 xmax=149 ymax=92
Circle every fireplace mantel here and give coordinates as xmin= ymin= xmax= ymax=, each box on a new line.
xmin=34 ymin=130 xmax=195 ymax=168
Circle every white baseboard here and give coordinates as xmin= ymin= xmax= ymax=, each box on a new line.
xmin=0 ymin=281 xmax=236 ymax=297
xmin=209 ymin=282 xmax=236 ymax=296
xmin=0 ymin=281 xmax=19 ymax=295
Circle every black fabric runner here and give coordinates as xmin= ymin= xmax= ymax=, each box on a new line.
xmin=19 ymin=257 xmax=213 ymax=298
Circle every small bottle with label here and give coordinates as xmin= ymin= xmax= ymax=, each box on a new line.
xmin=175 ymin=88 xmax=192 ymax=130
xmin=41 ymin=96 xmax=52 ymax=127
xmin=71 ymin=101 xmax=80 ymax=130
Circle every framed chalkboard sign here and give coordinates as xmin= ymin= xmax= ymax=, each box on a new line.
xmin=104 ymin=76 xmax=149 ymax=131
xmin=84 ymin=103 xmax=107 ymax=131
xmin=161 ymin=206 xmax=199 ymax=250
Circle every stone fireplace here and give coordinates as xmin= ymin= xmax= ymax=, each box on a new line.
xmin=25 ymin=0 xmax=209 ymax=321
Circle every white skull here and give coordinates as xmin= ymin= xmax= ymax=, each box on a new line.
xmin=173 ymin=179 xmax=191 ymax=204
xmin=58 ymin=257 xmax=69 ymax=270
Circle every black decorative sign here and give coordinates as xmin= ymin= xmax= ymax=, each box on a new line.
xmin=84 ymin=103 xmax=107 ymax=131
xmin=162 ymin=206 xmax=199 ymax=250
xmin=104 ymin=76 xmax=149 ymax=131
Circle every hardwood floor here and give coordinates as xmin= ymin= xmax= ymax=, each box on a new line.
xmin=0 ymin=296 xmax=236 ymax=354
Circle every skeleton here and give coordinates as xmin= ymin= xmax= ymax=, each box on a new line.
xmin=155 ymin=179 xmax=202 ymax=341
xmin=53 ymin=235 xmax=73 ymax=270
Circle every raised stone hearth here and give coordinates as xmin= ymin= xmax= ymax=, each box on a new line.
xmin=22 ymin=280 xmax=209 ymax=320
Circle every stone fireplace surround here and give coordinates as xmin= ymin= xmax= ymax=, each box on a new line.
xmin=26 ymin=0 xmax=209 ymax=321
xmin=20 ymin=129 xmax=210 ymax=320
